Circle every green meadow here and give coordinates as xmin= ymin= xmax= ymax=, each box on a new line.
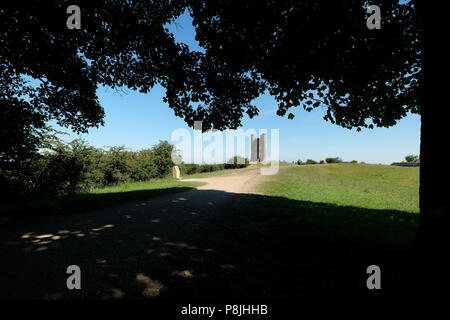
xmin=254 ymin=163 xmax=420 ymax=250
xmin=257 ymin=163 xmax=419 ymax=213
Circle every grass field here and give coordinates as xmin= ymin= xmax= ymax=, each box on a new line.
xmin=254 ymin=163 xmax=420 ymax=250
xmin=257 ymin=163 xmax=419 ymax=213
xmin=199 ymin=163 xmax=422 ymax=294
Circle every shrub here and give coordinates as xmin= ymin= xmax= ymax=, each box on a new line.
xmin=179 ymin=163 xmax=228 ymax=175
xmin=405 ymin=154 xmax=419 ymax=163
xmin=179 ymin=164 xmax=201 ymax=175
xmin=320 ymin=160 xmax=325 ymax=164
xmin=100 ymin=146 xmax=133 ymax=186
xmin=325 ymin=157 xmax=343 ymax=163
xmin=225 ymin=156 xmax=249 ymax=169
xmin=151 ymin=141 xmax=175 ymax=178
xmin=306 ymin=159 xmax=318 ymax=164
xmin=178 ymin=158 xmax=249 ymax=176
xmin=297 ymin=160 xmax=303 ymax=165
xmin=1 ymin=138 xmax=177 ymax=199
xmin=32 ymin=139 xmax=97 ymax=195
xmin=201 ymin=164 xmax=212 ymax=172
xmin=130 ymin=149 xmax=158 ymax=182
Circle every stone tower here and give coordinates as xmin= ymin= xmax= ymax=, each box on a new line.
xmin=250 ymin=134 xmax=257 ymax=162
xmin=259 ymin=133 xmax=267 ymax=162
xmin=250 ymin=133 xmax=267 ymax=162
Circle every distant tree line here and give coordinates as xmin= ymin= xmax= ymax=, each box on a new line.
xmin=391 ymin=154 xmax=420 ymax=167
xmin=296 ymin=157 xmax=358 ymax=165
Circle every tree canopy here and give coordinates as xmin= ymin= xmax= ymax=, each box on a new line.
xmin=1 ymin=0 xmax=421 ymax=165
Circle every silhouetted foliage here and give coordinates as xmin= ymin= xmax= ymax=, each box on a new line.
xmin=0 ymin=1 xmax=186 ymax=166
xmin=1 ymin=1 xmax=420 ymax=166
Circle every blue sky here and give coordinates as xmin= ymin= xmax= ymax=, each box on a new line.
xmin=54 ymin=10 xmax=420 ymax=164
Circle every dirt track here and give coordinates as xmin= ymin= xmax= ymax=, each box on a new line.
xmin=182 ymin=167 xmax=266 ymax=193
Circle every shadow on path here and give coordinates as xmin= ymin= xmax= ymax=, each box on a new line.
xmin=0 ymin=187 xmax=424 ymax=299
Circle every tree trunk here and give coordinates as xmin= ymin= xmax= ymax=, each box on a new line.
xmin=415 ymin=1 xmax=449 ymax=291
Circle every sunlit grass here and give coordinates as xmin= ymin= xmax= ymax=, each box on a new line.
xmin=257 ymin=163 xmax=419 ymax=213
xmin=253 ymin=163 xmax=420 ymax=250
xmin=89 ymin=178 xmax=202 ymax=194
